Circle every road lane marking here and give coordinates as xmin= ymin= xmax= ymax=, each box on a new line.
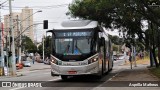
xmin=112 ymin=73 xmax=119 ymax=78
xmin=108 ymin=78 xmax=112 ymax=81
xmin=9 ymin=87 xmax=24 ymax=90
xmin=43 ymin=72 xmax=50 ymax=75
xmin=17 ymin=69 xmax=50 ymax=74
xmin=48 ymin=76 xmax=61 ymax=81
xmin=91 ymin=72 xmax=121 ymax=89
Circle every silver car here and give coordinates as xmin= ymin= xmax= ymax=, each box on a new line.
xmin=22 ymin=61 xmax=31 ymax=67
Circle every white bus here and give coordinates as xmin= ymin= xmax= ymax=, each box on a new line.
xmin=46 ymin=20 xmax=113 ymax=80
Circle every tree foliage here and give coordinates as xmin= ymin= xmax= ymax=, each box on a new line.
xmin=37 ymin=36 xmax=52 ymax=57
xmin=68 ymin=0 xmax=160 ymax=67
xmin=21 ymin=36 xmax=37 ymax=53
xmin=109 ymin=35 xmax=123 ymax=45
xmin=68 ymin=0 xmax=160 ymax=43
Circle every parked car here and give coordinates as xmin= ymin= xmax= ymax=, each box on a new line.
xmin=22 ymin=61 xmax=31 ymax=67
xmin=43 ymin=58 xmax=51 ymax=65
xmin=16 ymin=63 xmax=23 ymax=70
xmin=113 ymin=54 xmax=125 ymax=61
xmin=35 ymin=55 xmax=43 ymax=63
xmin=117 ymin=55 xmax=125 ymax=60
xmin=113 ymin=55 xmax=118 ymax=61
xmin=36 ymin=59 xmax=43 ymax=63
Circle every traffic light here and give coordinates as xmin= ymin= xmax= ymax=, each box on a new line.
xmin=43 ymin=20 xmax=48 ymax=29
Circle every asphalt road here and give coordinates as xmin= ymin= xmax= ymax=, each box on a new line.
xmin=0 ymin=67 xmax=117 ymax=90
xmin=1 ymin=59 xmax=159 ymax=90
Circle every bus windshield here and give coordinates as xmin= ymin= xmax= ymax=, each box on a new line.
xmin=55 ymin=38 xmax=91 ymax=55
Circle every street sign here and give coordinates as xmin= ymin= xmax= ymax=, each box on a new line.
xmin=4 ymin=67 xmax=8 ymax=76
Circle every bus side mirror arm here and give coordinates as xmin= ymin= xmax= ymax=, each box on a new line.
xmin=99 ymin=37 xmax=105 ymax=47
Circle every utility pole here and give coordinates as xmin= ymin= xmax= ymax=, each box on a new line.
xmin=0 ymin=2 xmax=4 ymax=67
xmin=34 ymin=24 xmax=38 ymax=50
xmin=17 ymin=15 xmax=21 ymax=63
xmin=43 ymin=36 xmax=44 ymax=62
xmin=9 ymin=0 xmax=16 ymax=76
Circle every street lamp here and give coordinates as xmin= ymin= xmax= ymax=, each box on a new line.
xmin=19 ymin=10 xmax=42 ymax=24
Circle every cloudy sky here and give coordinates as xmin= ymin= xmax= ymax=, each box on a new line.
xmin=1 ymin=0 xmax=73 ymax=42
xmin=1 ymin=0 xmax=134 ymax=42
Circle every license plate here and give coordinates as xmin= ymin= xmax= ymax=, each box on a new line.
xmin=68 ymin=71 xmax=77 ymax=74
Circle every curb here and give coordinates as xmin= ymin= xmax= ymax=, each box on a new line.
xmin=0 ymin=68 xmax=50 ymax=79
xmin=29 ymin=68 xmax=50 ymax=71
xmin=0 ymin=74 xmax=24 ymax=79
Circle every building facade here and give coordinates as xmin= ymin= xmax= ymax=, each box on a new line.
xmin=21 ymin=7 xmax=34 ymax=41
xmin=3 ymin=13 xmax=21 ymax=47
xmin=3 ymin=7 xmax=34 ymax=42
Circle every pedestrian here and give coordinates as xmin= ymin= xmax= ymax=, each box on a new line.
xmin=32 ymin=56 xmax=35 ymax=64
xmin=128 ymin=51 xmax=132 ymax=62
xmin=124 ymin=52 xmax=127 ymax=64
xmin=141 ymin=52 xmax=144 ymax=60
xmin=32 ymin=54 xmax=35 ymax=64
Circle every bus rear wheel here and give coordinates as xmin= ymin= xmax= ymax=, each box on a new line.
xmin=61 ymin=75 xmax=68 ymax=80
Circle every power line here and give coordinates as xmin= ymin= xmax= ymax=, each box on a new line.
xmin=2 ymin=8 xmax=40 ymax=10
xmin=1 ymin=4 xmax=69 ymax=10
xmin=0 ymin=0 xmax=8 ymax=6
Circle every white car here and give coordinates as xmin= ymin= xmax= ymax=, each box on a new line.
xmin=117 ymin=56 xmax=125 ymax=60
xmin=22 ymin=61 xmax=31 ymax=67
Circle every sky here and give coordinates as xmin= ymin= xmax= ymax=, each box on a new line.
xmin=0 ymin=0 xmax=73 ymax=42
xmin=1 ymin=0 xmax=147 ymax=42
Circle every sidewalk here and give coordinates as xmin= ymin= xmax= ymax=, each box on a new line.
xmin=0 ymin=61 xmax=50 ymax=78
xmin=17 ymin=61 xmax=50 ymax=72
xmin=111 ymin=63 xmax=160 ymax=81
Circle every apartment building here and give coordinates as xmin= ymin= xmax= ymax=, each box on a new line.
xmin=3 ymin=7 xmax=34 ymax=42
xmin=21 ymin=7 xmax=34 ymax=41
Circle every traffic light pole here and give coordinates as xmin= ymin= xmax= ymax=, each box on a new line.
xmin=9 ymin=0 xmax=16 ymax=76
xmin=43 ymin=36 xmax=44 ymax=62
xmin=16 ymin=15 xmax=21 ymax=64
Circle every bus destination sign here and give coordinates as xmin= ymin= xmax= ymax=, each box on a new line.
xmin=55 ymin=32 xmax=92 ymax=37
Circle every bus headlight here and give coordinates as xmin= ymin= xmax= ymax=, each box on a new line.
xmin=50 ymin=55 xmax=62 ymax=65
xmin=88 ymin=58 xmax=98 ymax=64
xmin=51 ymin=58 xmax=62 ymax=65
xmin=51 ymin=58 xmax=57 ymax=64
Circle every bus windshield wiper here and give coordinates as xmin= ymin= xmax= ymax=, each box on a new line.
xmin=74 ymin=40 xmax=82 ymax=54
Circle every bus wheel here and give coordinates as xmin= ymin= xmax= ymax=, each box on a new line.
xmin=61 ymin=75 xmax=68 ymax=80
xmin=95 ymin=75 xmax=102 ymax=79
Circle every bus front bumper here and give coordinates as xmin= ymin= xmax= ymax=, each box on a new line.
xmin=51 ymin=61 xmax=99 ymax=76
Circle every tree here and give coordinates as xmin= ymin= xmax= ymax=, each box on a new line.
xmin=68 ymin=0 xmax=160 ymax=67
xmin=21 ymin=36 xmax=37 ymax=53
xmin=112 ymin=45 xmax=118 ymax=51
xmin=109 ymin=35 xmax=123 ymax=45
xmin=37 ymin=36 xmax=52 ymax=57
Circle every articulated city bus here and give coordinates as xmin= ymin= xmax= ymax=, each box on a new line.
xmin=46 ymin=20 xmax=113 ymax=80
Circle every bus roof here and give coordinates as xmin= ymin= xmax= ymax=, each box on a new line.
xmin=53 ymin=20 xmax=98 ymax=30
